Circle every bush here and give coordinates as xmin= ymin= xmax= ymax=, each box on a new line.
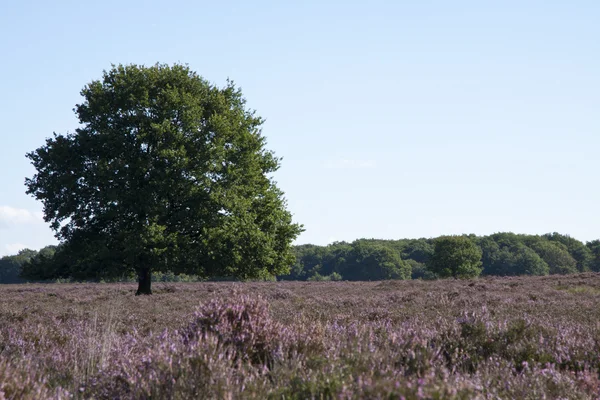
xmin=307 ymin=272 xmax=343 ymax=281
xmin=183 ymin=295 xmax=281 ymax=366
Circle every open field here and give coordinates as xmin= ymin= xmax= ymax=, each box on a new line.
xmin=2 ymin=274 xmax=600 ymax=399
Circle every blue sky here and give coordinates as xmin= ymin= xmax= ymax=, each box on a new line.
xmin=1 ymin=0 xmax=599 ymax=255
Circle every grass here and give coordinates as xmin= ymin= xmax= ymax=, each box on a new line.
xmin=555 ymin=284 xmax=600 ymax=295
xmin=0 ymin=274 xmax=600 ymax=398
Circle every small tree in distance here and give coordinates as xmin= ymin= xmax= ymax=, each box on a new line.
xmin=428 ymin=236 xmax=482 ymax=279
xmin=25 ymin=63 xmax=303 ymax=295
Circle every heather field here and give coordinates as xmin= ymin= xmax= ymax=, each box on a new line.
xmin=2 ymin=275 xmax=600 ymax=399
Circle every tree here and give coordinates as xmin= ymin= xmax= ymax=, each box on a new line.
xmin=479 ymin=235 xmax=549 ymax=277
xmin=0 ymin=257 xmax=22 ymax=284
xmin=340 ymin=241 xmax=411 ymax=281
xmin=408 ymin=259 xmax=436 ymax=280
xmin=543 ymin=232 xmax=592 ymax=272
xmin=0 ymin=249 xmax=38 ymax=284
xmin=292 ymin=244 xmax=328 ymax=280
xmin=25 ymin=63 xmax=303 ymax=294
xmin=21 ymin=245 xmax=68 ymax=281
xmin=587 ymin=240 xmax=600 ymax=272
xmin=480 ymin=240 xmax=548 ymax=276
xmin=512 ymin=245 xmax=549 ymax=276
xmin=428 ymin=236 xmax=482 ymax=279
xmin=0 ymin=247 xmax=62 ymax=284
xmin=529 ymin=240 xmax=578 ymax=275
xmin=401 ymin=239 xmax=434 ymax=265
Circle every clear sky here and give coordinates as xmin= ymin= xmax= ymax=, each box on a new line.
xmin=1 ymin=0 xmax=599 ymax=255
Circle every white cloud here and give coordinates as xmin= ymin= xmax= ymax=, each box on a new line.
xmin=2 ymin=243 xmax=29 ymax=256
xmin=325 ymin=159 xmax=376 ymax=169
xmin=0 ymin=206 xmax=44 ymax=227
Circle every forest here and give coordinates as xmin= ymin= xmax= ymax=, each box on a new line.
xmin=2 ymin=231 xmax=599 ymax=284
xmin=282 ymin=232 xmax=600 ymax=281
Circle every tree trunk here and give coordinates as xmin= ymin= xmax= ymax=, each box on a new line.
xmin=136 ymin=268 xmax=152 ymax=295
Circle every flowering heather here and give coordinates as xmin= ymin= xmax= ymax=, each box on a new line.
xmin=1 ymin=274 xmax=600 ymax=398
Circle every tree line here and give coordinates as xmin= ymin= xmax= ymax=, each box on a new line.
xmin=282 ymin=232 xmax=600 ymax=281
xmin=2 ymin=232 xmax=598 ymax=284
xmin=0 ymin=245 xmax=202 ymax=284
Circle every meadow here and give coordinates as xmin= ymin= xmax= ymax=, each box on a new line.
xmin=2 ymin=274 xmax=600 ymax=399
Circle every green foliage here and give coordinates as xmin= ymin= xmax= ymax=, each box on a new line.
xmin=0 ymin=257 xmax=24 ymax=284
xmin=283 ymin=242 xmax=351 ymax=281
xmin=480 ymin=239 xmax=549 ymax=276
xmin=586 ymin=240 xmax=600 ymax=272
xmin=24 ymin=63 xmax=302 ymax=287
xmin=408 ymin=259 xmax=437 ymax=280
xmin=329 ymin=272 xmax=343 ymax=281
xmin=25 ymin=249 xmax=56 ymax=280
xmin=543 ymin=233 xmax=592 ymax=272
xmin=342 ymin=241 xmax=411 ymax=280
xmin=428 ymin=236 xmax=482 ymax=279
xmin=11 ymin=231 xmax=598 ymax=284
xmin=285 ymin=232 xmax=595 ymax=281
xmin=307 ymin=273 xmax=328 ymax=282
xmin=0 ymin=250 xmax=33 ymax=283
xmin=400 ymin=239 xmax=434 ymax=265
xmin=152 ymin=271 xmax=201 ymax=282
xmin=307 ymin=272 xmax=343 ymax=281
xmin=1 ymin=247 xmax=58 ymax=283
xmin=285 ymin=240 xmax=410 ymax=281
xmin=512 ymin=245 xmax=550 ymax=276
xmin=528 ymin=240 xmax=578 ymax=275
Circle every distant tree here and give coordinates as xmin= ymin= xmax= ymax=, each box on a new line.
xmin=529 ymin=240 xmax=577 ymax=275
xmin=321 ymin=242 xmax=353 ymax=276
xmin=401 ymin=239 xmax=434 ymax=265
xmin=543 ymin=233 xmax=592 ymax=272
xmin=21 ymin=245 xmax=65 ymax=281
xmin=587 ymin=240 xmax=600 ymax=272
xmin=487 ymin=232 xmax=526 ymax=249
xmin=284 ymin=244 xmax=324 ymax=280
xmin=0 ymin=249 xmax=37 ymax=284
xmin=284 ymin=233 xmax=597 ymax=281
xmin=341 ymin=241 xmax=411 ymax=281
xmin=282 ymin=242 xmax=354 ymax=281
xmin=25 ymin=63 xmax=303 ymax=294
xmin=408 ymin=259 xmax=437 ymax=280
xmin=511 ymin=245 xmax=549 ymax=276
xmin=307 ymin=272 xmax=327 ymax=281
xmin=329 ymin=272 xmax=343 ymax=281
xmin=0 ymin=258 xmax=21 ymax=284
xmin=0 ymin=247 xmax=63 ymax=284
xmin=306 ymin=271 xmax=342 ymax=281
xmin=428 ymin=236 xmax=482 ymax=279
xmin=479 ymin=237 xmax=548 ymax=276
xmin=478 ymin=237 xmax=502 ymax=274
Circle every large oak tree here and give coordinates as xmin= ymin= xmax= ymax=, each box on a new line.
xmin=25 ymin=64 xmax=303 ymax=294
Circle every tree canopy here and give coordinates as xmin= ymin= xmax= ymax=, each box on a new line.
xmin=3 ymin=232 xmax=599 ymax=284
xmin=340 ymin=241 xmax=411 ymax=281
xmin=427 ymin=236 xmax=483 ymax=279
xmin=0 ymin=250 xmax=34 ymax=284
xmin=273 ymin=233 xmax=597 ymax=282
xmin=24 ymin=63 xmax=303 ymax=294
